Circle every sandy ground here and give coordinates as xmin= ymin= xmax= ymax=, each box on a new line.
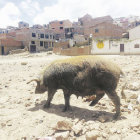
xmin=0 ymin=52 xmax=140 ymax=140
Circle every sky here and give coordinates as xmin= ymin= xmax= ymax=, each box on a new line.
xmin=0 ymin=0 xmax=140 ymax=28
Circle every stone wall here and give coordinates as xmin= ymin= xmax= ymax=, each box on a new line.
xmin=53 ymin=46 xmax=91 ymax=56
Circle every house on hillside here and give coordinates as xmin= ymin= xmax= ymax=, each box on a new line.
xmin=48 ymin=20 xmax=72 ymax=40
xmin=78 ymin=14 xmax=113 ymax=36
xmin=89 ymin=22 xmax=125 ymax=39
xmin=18 ymin=21 xmax=29 ymax=28
xmin=72 ymin=22 xmax=84 ymax=35
xmin=90 ymin=22 xmax=126 ymax=54
xmin=91 ymin=25 xmax=140 ymax=55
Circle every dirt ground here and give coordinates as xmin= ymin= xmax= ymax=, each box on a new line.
xmin=0 ymin=52 xmax=140 ymax=140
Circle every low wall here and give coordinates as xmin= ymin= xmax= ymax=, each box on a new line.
xmin=9 ymin=48 xmax=27 ymax=54
xmin=53 ymin=46 xmax=91 ymax=56
xmin=0 ymin=46 xmax=22 ymax=55
xmin=53 ymin=47 xmax=62 ymax=54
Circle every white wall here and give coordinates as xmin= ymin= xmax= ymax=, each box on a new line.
xmin=91 ymin=39 xmax=140 ymax=55
xmin=129 ymin=26 xmax=140 ymax=40
xmin=69 ymin=39 xmax=74 ymax=47
xmin=73 ymin=34 xmax=86 ymax=43
xmin=127 ymin=39 xmax=140 ymax=54
xmin=91 ymin=40 xmax=121 ymax=54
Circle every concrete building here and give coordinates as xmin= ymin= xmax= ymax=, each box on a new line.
xmin=0 ymin=28 xmax=3 ymax=33
xmin=91 ymin=39 xmax=126 ymax=54
xmin=91 ymin=39 xmax=140 ymax=55
xmin=0 ymin=26 xmax=18 ymax=34
xmin=15 ymin=28 xmax=55 ymax=52
xmin=129 ymin=21 xmax=140 ymax=29
xmin=91 ymin=25 xmax=140 ymax=55
xmin=113 ymin=17 xmax=129 ymax=30
xmin=0 ymin=29 xmax=8 ymax=34
xmin=114 ymin=16 xmax=140 ymax=30
xmin=129 ymin=25 xmax=140 ymax=40
xmin=32 ymin=24 xmax=43 ymax=29
xmin=18 ymin=21 xmax=29 ymax=28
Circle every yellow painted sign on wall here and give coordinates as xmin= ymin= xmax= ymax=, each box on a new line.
xmin=97 ymin=41 xmax=104 ymax=49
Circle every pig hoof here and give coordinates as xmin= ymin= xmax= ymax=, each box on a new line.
xmin=43 ymin=104 xmax=50 ymax=109
xmin=62 ymin=106 xmax=72 ymax=112
xmin=113 ymin=114 xmax=120 ymax=120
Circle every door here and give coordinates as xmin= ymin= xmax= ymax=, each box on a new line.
xmin=44 ymin=42 xmax=48 ymax=49
xmin=30 ymin=45 xmax=36 ymax=52
xmin=120 ymin=44 xmax=124 ymax=52
xmin=1 ymin=46 xmax=4 ymax=55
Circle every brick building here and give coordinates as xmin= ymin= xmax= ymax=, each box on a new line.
xmin=72 ymin=22 xmax=84 ymax=35
xmin=0 ymin=33 xmax=23 ymax=55
xmin=18 ymin=21 xmax=29 ymax=28
xmin=78 ymin=14 xmax=113 ymax=36
xmin=89 ymin=22 xmax=124 ymax=39
xmin=48 ymin=20 xmax=72 ymax=40
xmin=15 ymin=28 xmax=55 ymax=52
xmin=78 ymin=14 xmax=93 ymax=27
xmin=65 ymin=27 xmax=74 ymax=39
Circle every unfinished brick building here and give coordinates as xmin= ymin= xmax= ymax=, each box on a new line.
xmin=15 ymin=28 xmax=55 ymax=52
xmin=0 ymin=33 xmax=23 ymax=55
xmin=78 ymin=14 xmax=113 ymax=36
xmin=48 ymin=20 xmax=72 ymax=40
xmin=89 ymin=22 xmax=125 ymax=39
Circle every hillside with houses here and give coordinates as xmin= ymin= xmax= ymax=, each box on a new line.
xmin=1 ymin=14 xmax=140 ymax=55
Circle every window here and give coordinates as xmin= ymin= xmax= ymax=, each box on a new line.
xmin=95 ymin=29 xmax=99 ymax=33
xmin=50 ymin=35 xmax=52 ymax=39
xmin=32 ymin=33 xmax=36 ymax=37
xmin=31 ymin=41 xmax=35 ymax=44
xmin=40 ymin=34 xmax=44 ymax=38
xmin=45 ymin=34 xmax=49 ymax=39
xmin=65 ymin=28 xmax=69 ymax=32
xmin=134 ymin=44 xmax=139 ymax=48
xmin=40 ymin=41 xmax=43 ymax=47
xmin=60 ymin=27 xmax=63 ymax=30
xmin=55 ymin=34 xmax=60 ymax=40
